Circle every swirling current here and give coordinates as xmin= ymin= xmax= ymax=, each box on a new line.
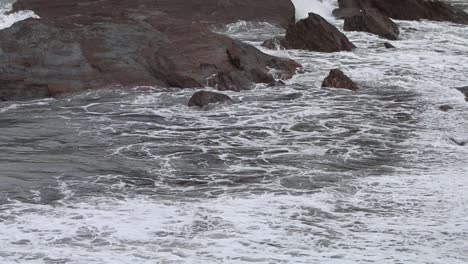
xmin=0 ymin=0 xmax=467 ymax=263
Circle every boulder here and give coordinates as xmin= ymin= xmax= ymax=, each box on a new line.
xmin=321 ymin=69 xmax=358 ymax=91
xmin=263 ymin=13 xmax=355 ymax=52
xmin=0 ymin=0 xmax=301 ymax=101
xmin=336 ymin=0 xmax=468 ymax=24
xmin=343 ymin=8 xmax=400 ymax=40
xmin=188 ymin=91 xmax=233 ymax=107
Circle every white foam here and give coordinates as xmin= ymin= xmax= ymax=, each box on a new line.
xmin=0 ymin=3 xmax=38 ymax=30
xmin=0 ymin=1 xmax=468 ymax=263
xmin=291 ymin=0 xmax=337 ymax=20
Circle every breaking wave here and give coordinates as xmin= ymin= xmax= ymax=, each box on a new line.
xmin=291 ymin=0 xmax=337 ymax=20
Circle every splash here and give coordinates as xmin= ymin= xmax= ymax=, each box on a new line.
xmin=291 ymin=0 xmax=337 ymax=21
xmin=0 ymin=3 xmax=38 ymax=30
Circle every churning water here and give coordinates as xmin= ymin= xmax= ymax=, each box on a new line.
xmin=0 ymin=0 xmax=467 ymax=263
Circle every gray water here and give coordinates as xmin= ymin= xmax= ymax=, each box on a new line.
xmin=0 ymin=1 xmax=468 ymax=263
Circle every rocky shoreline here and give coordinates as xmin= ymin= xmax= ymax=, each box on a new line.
xmin=0 ymin=0 xmax=467 ymax=101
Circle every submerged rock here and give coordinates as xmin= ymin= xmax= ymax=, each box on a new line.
xmin=439 ymin=105 xmax=453 ymax=112
xmin=343 ymin=8 xmax=400 ymax=40
xmin=0 ymin=0 xmax=300 ymax=101
xmin=188 ymin=91 xmax=233 ymax=107
xmin=263 ymin=13 xmax=355 ymax=52
xmin=450 ymin=138 xmax=467 ymax=146
xmin=384 ymin=42 xmax=396 ymax=49
xmin=456 ymin=86 xmax=468 ymax=101
xmin=321 ymin=69 xmax=358 ymax=91
xmin=336 ymin=0 xmax=468 ymax=24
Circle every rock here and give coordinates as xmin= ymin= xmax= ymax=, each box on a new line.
xmin=384 ymin=42 xmax=396 ymax=49
xmin=188 ymin=91 xmax=233 ymax=107
xmin=332 ymin=8 xmax=360 ymax=19
xmin=336 ymin=0 xmax=468 ymax=24
xmin=0 ymin=0 xmax=301 ymax=101
xmin=439 ymin=105 xmax=453 ymax=112
xmin=456 ymin=86 xmax=468 ymax=101
xmin=450 ymin=138 xmax=467 ymax=146
xmin=278 ymin=13 xmax=355 ymax=52
xmin=344 ymin=8 xmax=399 ymax=40
xmin=321 ymin=69 xmax=358 ymax=91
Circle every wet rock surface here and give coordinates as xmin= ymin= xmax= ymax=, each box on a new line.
xmin=321 ymin=69 xmax=358 ymax=91
xmin=0 ymin=0 xmax=299 ymax=101
xmin=343 ymin=8 xmax=400 ymax=40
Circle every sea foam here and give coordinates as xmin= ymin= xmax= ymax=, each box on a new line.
xmin=291 ymin=0 xmax=337 ymax=20
xmin=0 ymin=3 xmax=38 ymax=30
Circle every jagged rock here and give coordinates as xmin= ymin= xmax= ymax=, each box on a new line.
xmin=384 ymin=42 xmax=396 ymax=49
xmin=188 ymin=91 xmax=233 ymax=107
xmin=344 ymin=8 xmax=400 ymax=40
xmin=265 ymin=13 xmax=355 ymax=52
xmin=336 ymin=0 xmax=468 ymax=24
xmin=321 ymin=69 xmax=358 ymax=90
xmin=0 ymin=0 xmax=301 ymax=101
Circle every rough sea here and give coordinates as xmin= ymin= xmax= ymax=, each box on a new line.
xmin=1 ymin=0 xmax=467 ymax=263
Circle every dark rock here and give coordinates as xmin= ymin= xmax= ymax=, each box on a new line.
xmin=188 ymin=90 xmax=233 ymax=107
xmin=279 ymin=13 xmax=355 ymax=52
xmin=226 ymin=48 xmax=243 ymax=70
xmin=439 ymin=105 xmax=453 ymax=112
xmin=337 ymin=0 xmax=468 ymax=24
xmin=0 ymin=0 xmax=301 ymax=100
xmin=384 ymin=42 xmax=396 ymax=49
xmin=321 ymin=69 xmax=358 ymax=91
xmin=344 ymin=8 xmax=399 ymax=40
xmin=456 ymin=86 xmax=468 ymax=101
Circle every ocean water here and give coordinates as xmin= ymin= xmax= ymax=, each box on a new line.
xmin=0 ymin=0 xmax=467 ymax=263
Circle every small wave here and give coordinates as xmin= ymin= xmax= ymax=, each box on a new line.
xmin=291 ymin=0 xmax=337 ymax=21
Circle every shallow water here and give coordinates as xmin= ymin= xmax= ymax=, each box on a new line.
xmin=0 ymin=0 xmax=468 ymax=263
